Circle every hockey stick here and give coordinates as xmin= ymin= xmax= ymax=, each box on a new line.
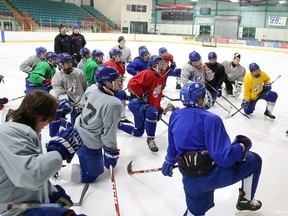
xmin=127 ymin=160 xmax=178 ymax=175
xmin=110 ymin=165 xmax=121 ymax=216
xmin=162 ymin=94 xmax=180 ymax=101
xmin=160 ymin=118 xmax=169 ymax=126
xmin=230 ymin=74 xmax=281 ymax=118
xmin=205 ymin=82 xmax=249 ymax=119
xmin=215 ymin=100 xmax=232 ymax=114
xmin=10 ymin=95 xmax=25 ymax=101
xmin=73 ymin=183 xmax=89 ymax=206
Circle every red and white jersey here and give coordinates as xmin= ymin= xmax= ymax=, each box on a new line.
xmin=128 ymin=69 xmax=165 ymax=111
xmin=103 ymin=60 xmax=125 ymax=77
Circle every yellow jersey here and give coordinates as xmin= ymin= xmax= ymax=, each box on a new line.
xmin=243 ymin=70 xmax=270 ymax=101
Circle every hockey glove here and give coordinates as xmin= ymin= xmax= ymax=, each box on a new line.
xmin=104 ymin=147 xmax=120 ymax=169
xmin=0 ymin=75 xmax=4 ymax=84
xmin=217 ymin=87 xmax=222 ymax=97
xmin=263 ymin=84 xmax=271 ymax=91
xmin=241 ymin=100 xmax=249 ymax=109
xmin=0 ymin=97 xmax=8 ymax=105
xmin=162 ymin=160 xmax=175 ymax=177
xmin=114 ymin=90 xmax=128 ymax=101
xmin=138 ymin=92 xmax=148 ymax=104
xmin=42 ymin=79 xmax=52 ymax=91
xmin=60 ymin=99 xmax=72 ymax=115
xmin=233 ymin=135 xmax=252 ymax=162
xmin=170 ymin=62 xmax=176 ymax=69
xmin=47 ymin=127 xmax=83 ymax=163
xmin=50 ymin=185 xmax=73 ymax=207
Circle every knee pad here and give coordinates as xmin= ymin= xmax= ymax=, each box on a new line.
xmin=132 ymin=128 xmax=145 ymax=137
xmin=267 ymin=91 xmax=278 ymax=102
xmin=145 ymin=106 xmax=158 ymax=121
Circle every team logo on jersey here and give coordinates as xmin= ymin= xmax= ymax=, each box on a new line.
xmin=68 ymin=79 xmax=77 ymax=94
xmin=153 ymin=85 xmax=162 ymax=98
xmin=253 ymin=82 xmax=260 ymax=92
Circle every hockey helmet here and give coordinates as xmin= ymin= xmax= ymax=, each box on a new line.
xmin=94 ymin=66 xmax=120 ymax=88
xmin=92 ymin=49 xmax=104 ymax=58
xmin=36 ymin=47 xmax=47 ymax=56
xmin=148 ymin=55 xmax=164 ymax=69
xmin=109 ymin=48 xmax=122 ymax=59
xmin=80 ymin=47 xmax=91 ymax=57
xmin=72 ymin=24 xmax=80 ymax=30
xmin=159 ymin=47 xmax=168 ymax=54
xmin=57 ymin=53 xmax=73 ymax=64
xmin=180 ymin=82 xmax=206 ymax=107
xmin=45 ymin=52 xmax=57 ymax=60
xmin=208 ymin=52 xmax=217 ymax=60
xmin=139 ymin=48 xmax=149 ymax=57
xmin=189 ymin=51 xmax=201 ymax=62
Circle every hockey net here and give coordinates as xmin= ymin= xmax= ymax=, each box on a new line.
xmin=202 ymin=36 xmax=217 ymax=47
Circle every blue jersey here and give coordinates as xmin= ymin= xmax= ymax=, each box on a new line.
xmin=166 ymin=107 xmax=243 ymax=167
xmin=126 ymin=58 xmax=148 ymax=76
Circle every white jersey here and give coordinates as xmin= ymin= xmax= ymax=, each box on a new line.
xmin=181 ymin=62 xmax=214 ymax=85
xmin=75 ymin=85 xmax=123 ymax=150
xmin=222 ymin=61 xmax=246 ymax=83
xmin=0 ymin=122 xmax=62 ymax=216
xmin=19 ymin=55 xmax=42 ymax=73
xmin=52 ymin=67 xmax=88 ymax=109
xmin=111 ymin=45 xmax=132 ymax=64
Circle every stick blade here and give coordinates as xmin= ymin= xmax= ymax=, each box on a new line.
xmin=127 ymin=161 xmax=133 ymax=174
xmin=73 ymin=183 xmax=89 ymax=206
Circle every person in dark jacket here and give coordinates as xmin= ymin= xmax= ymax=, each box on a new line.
xmin=54 ymin=24 xmax=71 ymax=56
xmin=70 ymin=24 xmax=86 ymax=67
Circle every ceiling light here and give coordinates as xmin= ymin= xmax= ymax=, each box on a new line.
xmin=230 ymin=0 xmax=240 ymax=2
xmin=279 ymin=0 xmax=287 ymax=4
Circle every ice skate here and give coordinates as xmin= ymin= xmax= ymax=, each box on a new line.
xmin=236 ymin=188 xmax=262 ymax=212
xmin=147 ymin=138 xmax=159 ymax=152
xmin=264 ymin=109 xmax=276 ymax=119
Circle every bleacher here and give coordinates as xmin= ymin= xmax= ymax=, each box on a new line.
xmin=81 ymin=4 xmax=115 ymax=28
xmin=0 ymin=2 xmax=12 ymax=16
xmin=6 ymin=0 xmax=93 ymax=27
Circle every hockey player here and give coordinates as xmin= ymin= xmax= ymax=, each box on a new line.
xmin=181 ymin=51 xmax=214 ymax=109
xmin=103 ymin=48 xmax=132 ymax=123
xmin=19 ymin=46 xmax=47 ymax=74
xmin=70 ymin=24 xmax=86 ymax=66
xmin=118 ymin=55 xmax=166 ymax=152
xmin=49 ymin=53 xmax=88 ymax=136
xmin=25 ymin=51 xmax=58 ymax=94
xmin=58 ymin=66 xmax=122 ymax=183
xmin=82 ymin=49 xmax=104 ymax=86
xmin=0 ymin=74 xmax=8 ymax=111
xmin=0 ymin=90 xmax=84 ymax=216
xmin=77 ymin=47 xmax=91 ymax=70
xmin=54 ymin=24 xmax=71 ymax=55
xmin=158 ymin=47 xmax=181 ymax=89
xmin=162 ymin=82 xmax=262 ymax=216
xmin=205 ymin=51 xmax=225 ymax=104
xmin=110 ymin=36 xmax=132 ymax=65
xmin=242 ymin=62 xmax=278 ymax=119
xmin=126 ymin=46 xmax=150 ymax=76
xmin=222 ymin=53 xmax=246 ymax=97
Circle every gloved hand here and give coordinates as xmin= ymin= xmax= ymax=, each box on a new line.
xmin=42 ymin=79 xmax=52 ymax=91
xmin=162 ymin=160 xmax=175 ymax=177
xmin=50 ymin=185 xmax=73 ymax=207
xmin=263 ymin=84 xmax=271 ymax=91
xmin=170 ymin=62 xmax=176 ymax=69
xmin=47 ymin=127 xmax=83 ymax=163
xmin=60 ymin=99 xmax=72 ymax=115
xmin=217 ymin=87 xmax=222 ymax=97
xmin=233 ymin=135 xmax=252 ymax=161
xmin=138 ymin=92 xmax=148 ymax=104
xmin=104 ymin=147 xmax=120 ymax=169
xmin=157 ymin=109 xmax=163 ymax=121
xmin=0 ymin=75 xmax=4 ymax=84
xmin=241 ymin=100 xmax=249 ymax=109
xmin=114 ymin=90 xmax=127 ymax=100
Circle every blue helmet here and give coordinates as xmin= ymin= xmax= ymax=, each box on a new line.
xmin=45 ymin=52 xmax=57 ymax=60
xmin=208 ymin=52 xmax=217 ymax=60
xmin=35 ymin=47 xmax=47 ymax=55
xmin=92 ymin=49 xmax=104 ymax=57
xmin=138 ymin=46 xmax=147 ymax=52
xmin=139 ymin=48 xmax=149 ymax=57
xmin=159 ymin=47 xmax=167 ymax=54
xmin=57 ymin=53 xmax=72 ymax=64
xmin=94 ymin=66 xmax=120 ymax=88
xmin=148 ymin=55 xmax=164 ymax=69
xmin=249 ymin=62 xmax=260 ymax=72
xmin=109 ymin=48 xmax=122 ymax=59
xmin=180 ymin=82 xmax=206 ymax=107
xmin=72 ymin=24 xmax=80 ymax=30
xmin=189 ymin=51 xmax=201 ymax=62
xmin=80 ymin=47 xmax=90 ymax=56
